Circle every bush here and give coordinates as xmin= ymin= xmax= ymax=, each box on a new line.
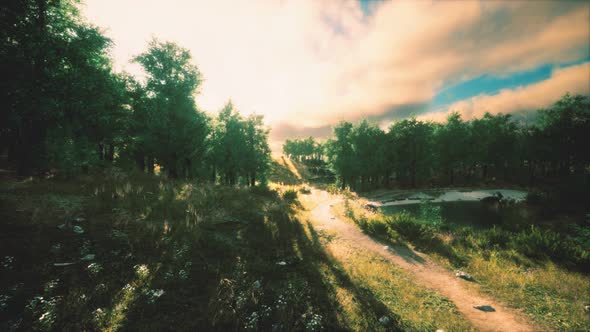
xmin=366 ymin=217 xmax=389 ymax=236
xmin=325 ymin=183 xmax=340 ymax=195
xmin=508 ymin=225 xmax=590 ymax=268
xmin=282 ymin=189 xmax=298 ymax=203
xmin=388 ymin=213 xmax=437 ymax=245
xmin=478 ymin=226 xmax=510 ymax=250
xmin=250 ymin=185 xmax=277 ymax=198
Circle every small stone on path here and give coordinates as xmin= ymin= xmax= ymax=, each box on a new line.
xmin=455 ymin=271 xmax=474 ymax=281
xmin=474 ymin=305 xmax=495 ymax=312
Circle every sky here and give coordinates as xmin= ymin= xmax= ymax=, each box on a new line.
xmin=82 ymin=0 xmax=590 ymax=151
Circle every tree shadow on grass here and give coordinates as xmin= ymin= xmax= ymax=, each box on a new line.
xmin=1 ymin=178 xmax=404 ymax=331
xmin=302 ymin=220 xmax=403 ymax=331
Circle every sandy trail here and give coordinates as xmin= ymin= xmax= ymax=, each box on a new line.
xmin=308 ymin=189 xmax=536 ymax=332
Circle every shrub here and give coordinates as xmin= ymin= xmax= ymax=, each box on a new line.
xmin=325 ymin=183 xmax=340 ymax=195
xmin=366 ymin=217 xmax=388 ymax=236
xmin=282 ymin=189 xmax=298 ymax=203
xmin=478 ymin=226 xmax=510 ymax=250
xmin=508 ymin=225 xmax=590 ymax=268
xmin=250 ymin=185 xmax=277 ymax=198
xmin=510 ymin=226 xmax=561 ymax=260
xmin=388 ymin=213 xmax=437 ymax=245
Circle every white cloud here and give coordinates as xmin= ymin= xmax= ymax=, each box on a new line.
xmin=81 ymin=0 xmax=590 ymax=147
xmin=418 ymin=62 xmax=590 ymax=122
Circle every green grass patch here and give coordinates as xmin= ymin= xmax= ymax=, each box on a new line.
xmin=339 ymin=198 xmax=590 ymax=331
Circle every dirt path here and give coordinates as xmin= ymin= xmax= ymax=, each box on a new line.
xmin=308 ymin=190 xmax=536 ymax=332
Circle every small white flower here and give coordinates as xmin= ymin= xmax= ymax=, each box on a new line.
xmin=2 ymin=256 xmax=15 ymax=269
xmin=134 ymin=264 xmax=149 ymax=278
xmin=0 ymin=294 xmax=11 ymax=310
xmin=87 ymin=263 xmax=102 ymax=275
xmin=178 ymin=269 xmax=189 ymax=280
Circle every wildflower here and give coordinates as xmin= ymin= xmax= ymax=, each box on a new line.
xmin=2 ymin=256 xmax=14 ymax=269
xmin=305 ymin=313 xmax=323 ymax=331
xmin=44 ymin=280 xmax=59 ymax=294
xmin=145 ymin=289 xmax=165 ymax=303
xmin=0 ymin=294 xmax=10 ymax=310
xmin=122 ymin=283 xmax=135 ymax=293
xmin=87 ymin=263 xmax=102 ymax=275
xmin=178 ymin=269 xmax=189 ymax=280
xmin=134 ymin=264 xmax=149 ymax=278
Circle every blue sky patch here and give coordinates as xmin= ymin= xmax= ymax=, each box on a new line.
xmin=431 ymin=56 xmax=590 ymax=111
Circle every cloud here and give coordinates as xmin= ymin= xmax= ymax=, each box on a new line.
xmin=418 ymin=62 xmax=590 ymax=122
xmin=81 ymin=0 xmax=590 ymax=149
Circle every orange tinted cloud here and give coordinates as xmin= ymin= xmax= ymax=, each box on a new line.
xmin=418 ymin=62 xmax=590 ymax=122
xmin=82 ymin=0 xmax=590 ymax=147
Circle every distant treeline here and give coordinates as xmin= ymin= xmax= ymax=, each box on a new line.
xmin=284 ymin=94 xmax=589 ymax=191
xmin=1 ymin=0 xmax=270 ymax=185
xmin=282 ymin=137 xmax=325 ymax=162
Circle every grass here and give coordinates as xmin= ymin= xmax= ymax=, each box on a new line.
xmin=338 ymin=197 xmax=590 ymax=331
xmin=1 ymin=169 xmax=334 ymax=331
xmin=303 ymin=224 xmax=473 ymax=331
xmin=0 ymin=167 xmax=469 ymax=331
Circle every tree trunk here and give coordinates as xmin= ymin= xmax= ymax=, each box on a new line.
xmin=450 ymin=168 xmax=454 ymax=186
xmin=136 ymin=153 xmax=145 ymax=172
xmin=184 ymin=158 xmax=191 ymax=179
xmin=98 ymin=143 xmax=105 ymax=160
xmin=168 ymin=166 xmax=178 ymax=179
xmin=106 ymin=144 xmax=114 ymax=162
xmin=410 ymin=160 xmax=416 ymax=187
xmin=528 ymin=160 xmax=535 ymax=185
xmin=146 ymin=156 xmax=154 ymax=174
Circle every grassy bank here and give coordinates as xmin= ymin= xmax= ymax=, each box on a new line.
xmin=0 ymin=170 xmax=339 ymax=331
xmin=0 ymin=168 xmax=470 ymax=331
xmin=338 ymin=197 xmax=590 ymax=331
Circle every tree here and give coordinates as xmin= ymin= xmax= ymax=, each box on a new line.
xmin=211 ymin=102 xmax=270 ymax=186
xmin=1 ymin=0 xmax=129 ymax=175
xmin=470 ymin=113 xmax=518 ymax=181
xmin=242 ymin=115 xmax=271 ymax=186
xmin=326 ymin=122 xmax=355 ymax=189
xmin=435 ymin=112 xmax=469 ymax=185
xmin=535 ymin=94 xmax=590 ymax=177
xmin=388 ymin=119 xmax=434 ymax=187
xmin=133 ymin=39 xmax=209 ymax=178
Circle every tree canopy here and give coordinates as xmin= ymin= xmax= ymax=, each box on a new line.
xmin=314 ymin=94 xmax=589 ymax=191
xmin=0 ymin=0 xmax=271 ymax=185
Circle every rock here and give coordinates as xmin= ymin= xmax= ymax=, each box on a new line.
xmin=54 ymin=262 xmax=76 ymax=267
xmin=473 ymin=305 xmax=495 ymax=312
xmin=253 ymin=280 xmax=262 ymax=289
xmin=455 ymin=271 xmax=474 ymax=281
xmin=480 ymin=196 xmax=500 ymax=204
xmin=364 ymin=203 xmax=379 ymax=212
xmin=383 ymin=246 xmax=389 ymax=250
xmin=80 ymin=254 xmax=95 ymax=261
xmin=378 ymin=315 xmax=390 ymax=326
xmin=73 ymin=226 xmax=84 ymax=234
xmin=299 ymin=187 xmax=311 ymax=194
xmin=435 ymin=329 xmax=445 ymax=332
